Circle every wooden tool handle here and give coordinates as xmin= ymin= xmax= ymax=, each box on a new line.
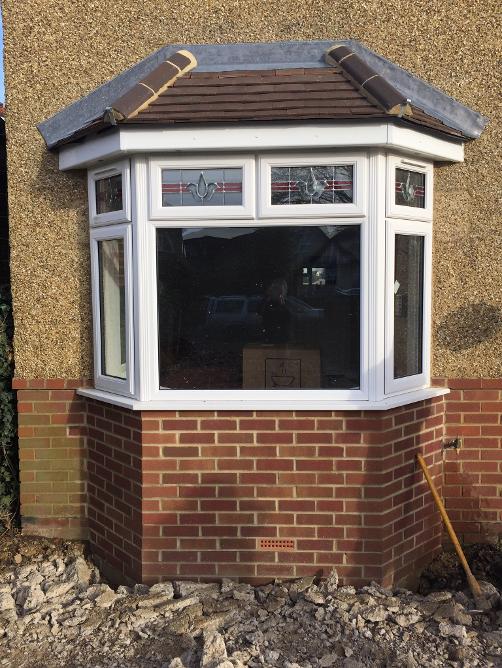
xmin=416 ymin=453 xmax=482 ymax=598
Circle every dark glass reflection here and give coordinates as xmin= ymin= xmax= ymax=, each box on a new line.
xmin=394 ymin=234 xmax=424 ymax=379
xmin=157 ymin=226 xmax=360 ymax=390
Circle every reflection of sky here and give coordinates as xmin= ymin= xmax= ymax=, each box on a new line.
xmin=0 ymin=15 xmax=4 ymax=103
xmin=182 ymin=228 xmax=257 ymax=241
xmin=181 ymin=226 xmax=343 ymax=241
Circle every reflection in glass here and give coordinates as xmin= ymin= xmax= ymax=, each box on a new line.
xmin=157 ymin=226 xmax=360 ymax=390
xmin=161 ymin=168 xmax=243 ymax=207
xmin=95 ymin=174 xmax=123 ymax=214
xmin=271 ymin=165 xmax=353 ymax=205
xmin=395 ymin=169 xmax=425 ymax=208
xmin=394 ymin=235 xmax=424 ymax=379
xmin=98 ymin=239 xmax=126 ymax=379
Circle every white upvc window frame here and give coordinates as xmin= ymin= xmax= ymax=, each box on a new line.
xmin=149 ymin=155 xmax=255 ymax=220
xmin=90 ymin=223 xmax=135 ymax=397
xmin=259 ymin=152 xmax=367 ymax=219
xmin=81 ymin=148 xmax=448 ymax=410
xmin=144 ymin=216 xmax=369 ymax=405
xmin=384 ymin=218 xmax=432 ymax=395
xmin=88 ymin=159 xmax=131 ymax=226
xmin=386 ymin=154 xmax=433 ymax=221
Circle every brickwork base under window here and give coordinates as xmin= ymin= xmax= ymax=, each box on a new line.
xmin=13 ymin=378 xmax=502 ymax=586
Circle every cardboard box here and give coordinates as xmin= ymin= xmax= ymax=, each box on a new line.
xmin=243 ymin=345 xmax=320 ymax=389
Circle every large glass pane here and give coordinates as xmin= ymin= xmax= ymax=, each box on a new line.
xmin=394 ymin=235 xmax=424 ymax=379
xmin=161 ymin=168 xmax=243 ymax=207
xmin=395 ymin=168 xmax=425 ymax=208
xmin=157 ymin=226 xmax=360 ymax=390
xmin=95 ymin=174 xmax=123 ymax=214
xmin=271 ymin=165 xmax=353 ymax=205
xmin=98 ymin=239 xmax=126 ymax=379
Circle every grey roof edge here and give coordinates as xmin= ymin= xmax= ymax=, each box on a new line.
xmin=340 ymin=40 xmax=488 ymax=140
xmin=37 ymin=39 xmax=489 ymax=149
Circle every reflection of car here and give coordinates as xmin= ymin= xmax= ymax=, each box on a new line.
xmin=206 ymin=296 xmax=262 ymax=335
xmin=206 ymin=295 xmax=324 ymax=332
xmin=285 ymin=296 xmax=324 ymax=320
xmin=334 ymin=286 xmax=360 ymax=296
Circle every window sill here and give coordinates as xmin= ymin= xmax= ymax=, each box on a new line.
xmin=77 ymin=386 xmax=449 ymax=411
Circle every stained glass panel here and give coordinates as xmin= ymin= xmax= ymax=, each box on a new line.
xmin=95 ymin=174 xmax=123 ymax=214
xmin=161 ymin=168 xmax=243 ymax=207
xmin=395 ymin=168 xmax=426 ymax=208
xmin=271 ymin=165 xmax=353 ymax=205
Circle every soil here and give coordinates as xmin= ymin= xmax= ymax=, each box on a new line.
xmin=419 ymin=544 xmax=502 ymax=594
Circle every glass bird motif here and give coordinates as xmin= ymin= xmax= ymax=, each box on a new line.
xmin=400 ymin=172 xmax=416 ymax=203
xmin=297 ymin=168 xmax=327 ymax=202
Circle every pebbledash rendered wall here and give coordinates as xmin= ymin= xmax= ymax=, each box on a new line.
xmin=3 ymin=0 xmax=502 ymax=585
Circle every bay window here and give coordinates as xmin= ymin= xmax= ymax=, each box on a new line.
xmin=86 ymin=150 xmax=438 ymax=409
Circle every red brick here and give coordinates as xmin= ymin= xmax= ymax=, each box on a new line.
xmin=179 ymin=432 xmax=215 ymax=444
xmin=200 ymin=419 xmax=237 ymax=430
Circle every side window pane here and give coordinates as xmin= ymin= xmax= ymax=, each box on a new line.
xmin=98 ymin=239 xmax=126 ymax=379
xmin=95 ymin=174 xmax=123 ymax=214
xmin=157 ymin=225 xmax=360 ymax=390
xmin=395 ymin=168 xmax=425 ymax=208
xmin=394 ymin=235 xmax=424 ymax=379
xmin=271 ymin=165 xmax=353 ymax=205
xmin=161 ymin=168 xmax=243 ymax=207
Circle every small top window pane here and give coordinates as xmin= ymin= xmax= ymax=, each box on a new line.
xmin=395 ymin=168 xmax=425 ymax=208
xmin=162 ymin=168 xmax=243 ymax=207
xmin=271 ymin=165 xmax=353 ymax=205
xmin=95 ymin=174 xmax=123 ymax=214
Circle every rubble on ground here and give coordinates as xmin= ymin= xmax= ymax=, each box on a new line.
xmin=0 ymin=541 xmax=501 ymax=667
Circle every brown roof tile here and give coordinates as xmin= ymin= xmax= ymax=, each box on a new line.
xmin=120 ymin=68 xmax=462 ymax=139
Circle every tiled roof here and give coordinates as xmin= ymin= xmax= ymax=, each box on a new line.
xmin=38 ymin=40 xmax=487 ymax=148
xmin=122 ymin=67 xmax=462 ymax=138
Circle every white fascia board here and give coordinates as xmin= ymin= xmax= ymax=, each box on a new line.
xmin=386 ymin=124 xmax=464 ymax=162
xmin=59 ymin=132 xmax=122 ymax=171
xmin=59 ymin=122 xmax=464 ymax=170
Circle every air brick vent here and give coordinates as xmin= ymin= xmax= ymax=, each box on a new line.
xmin=259 ymin=538 xmax=295 ymax=551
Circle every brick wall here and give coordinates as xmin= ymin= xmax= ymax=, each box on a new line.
xmin=13 ymin=378 xmax=88 ymax=539
xmin=437 ymin=378 xmax=502 ymax=544
xmin=15 ymin=378 xmax=502 ymax=587
xmin=87 ymin=399 xmax=143 ymax=582
xmin=83 ymin=398 xmax=445 ymax=587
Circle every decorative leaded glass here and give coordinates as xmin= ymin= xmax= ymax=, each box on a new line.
xmin=161 ymin=168 xmax=243 ymax=207
xmin=95 ymin=174 xmax=123 ymax=214
xmin=395 ymin=168 xmax=426 ymax=208
xmin=271 ymin=165 xmax=353 ymax=205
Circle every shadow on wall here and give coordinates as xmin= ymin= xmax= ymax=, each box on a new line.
xmin=436 ymin=302 xmax=502 ymax=352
